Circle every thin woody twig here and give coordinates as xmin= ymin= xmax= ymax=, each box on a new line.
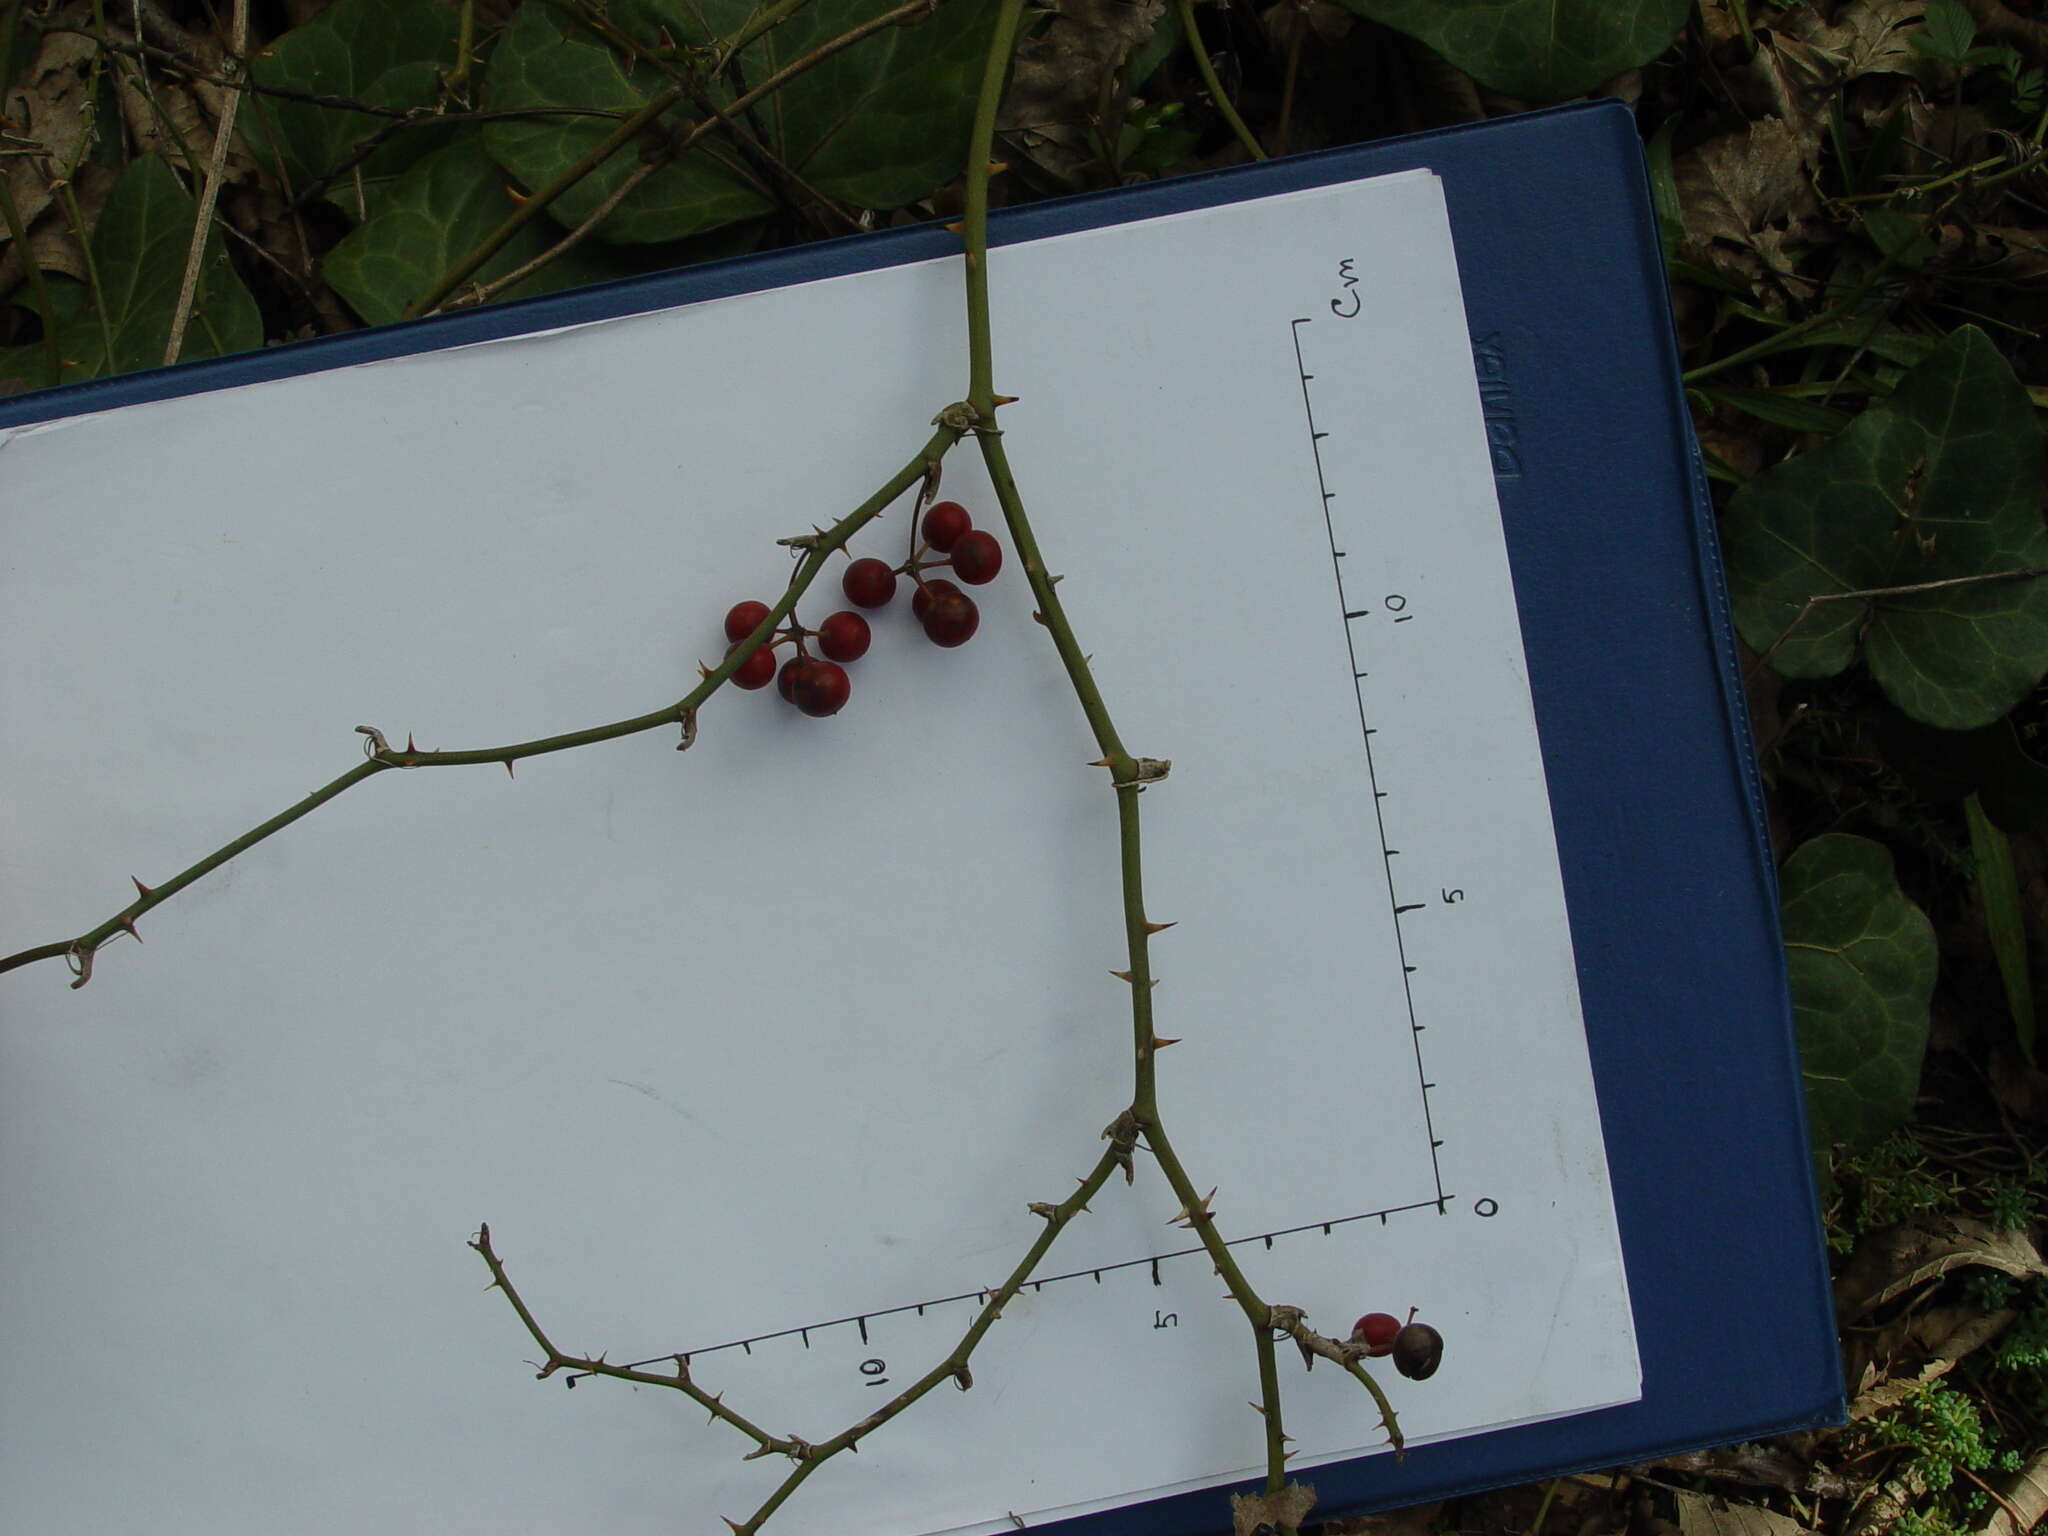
xmin=164 ymin=0 xmax=248 ymax=366
xmin=472 ymin=1140 xmax=1125 ymax=1535
xmin=405 ymin=0 xmax=944 ymax=317
xmin=1746 ymin=565 xmax=2048 ymax=680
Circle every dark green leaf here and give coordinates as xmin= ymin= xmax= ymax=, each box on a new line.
xmin=1720 ymin=326 xmax=2048 ymax=729
xmin=323 ymin=138 xmax=753 ymax=324
xmin=1645 ymin=117 xmax=1685 ymax=259
xmin=479 ymin=7 xmax=770 ymax=244
xmin=480 ymin=0 xmax=999 ymax=242
xmin=0 ymin=156 xmax=262 ymax=388
xmin=1335 ymin=0 xmax=1688 ymax=101
xmin=1862 ymin=204 xmax=1936 ymax=268
xmin=1910 ymin=0 xmax=1977 ymax=65
xmin=732 ymin=0 xmax=1003 ymax=209
xmin=323 ymin=138 xmax=603 ymax=324
xmin=1695 ymin=385 xmax=1854 ymax=436
xmin=1782 ymin=834 xmax=1938 ymax=1151
xmin=240 ymin=0 xmax=458 ymax=195
xmin=1964 ymin=795 xmax=2036 ymax=1065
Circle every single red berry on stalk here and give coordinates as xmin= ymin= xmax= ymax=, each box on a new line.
xmin=789 ymin=658 xmax=852 ymax=717
xmin=912 ymin=577 xmax=961 ymax=621
xmin=817 ymin=610 xmax=872 ymax=663
xmin=725 ymin=640 xmax=777 ymax=690
xmin=842 ymin=558 xmax=897 ymax=609
xmin=724 ymin=600 xmax=771 ymax=642
xmin=921 ymin=589 xmax=979 ymax=648
xmin=921 ymin=500 xmax=972 ymax=552
xmin=950 ymin=529 xmax=1003 ymax=586
xmin=777 ymin=655 xmax=814 ymax=704
xmin=1349 ymin=1313 xmax=1401 ymax=1358
xmin=1392 ymin=1322 xmax=1443 ymax=1381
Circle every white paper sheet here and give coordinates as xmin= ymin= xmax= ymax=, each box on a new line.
xmin=0 ymin=167 xmax=1637 ymax=1534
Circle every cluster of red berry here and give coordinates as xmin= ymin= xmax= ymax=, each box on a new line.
xmin=1350 ymin=1311 xmax=1444 ymax=1380
xmin=716 ymin=501 xmax=1003 ymax=718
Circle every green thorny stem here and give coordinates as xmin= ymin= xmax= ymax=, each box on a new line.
xmin=961 ymin=1 xmax=1400 ymax=1528
xmin=0 ymin=426 xmax=962 ymax=987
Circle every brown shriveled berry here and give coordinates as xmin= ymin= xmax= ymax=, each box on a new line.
xmin=949 ymin=529 xmax=1002 ymax=586
xmin=842 ymin=558 xmax=898 ymax=609
xmin=1391 ymin=1322 xmax=1442 ymax=1381
xmin=921 ymin=589 xmax=979 ymax=648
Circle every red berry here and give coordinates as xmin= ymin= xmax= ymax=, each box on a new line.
xmin=921 ymin=500 xmax=972 ymax=552
xmin=949 ymin=529 xmax=1002 ymax=586
xmin=842 ymin=558 xmax=897 ymax=609
xmin=1392 ymin=1322 xmax=1443 ymax=1381
xmin=816 ymin=610 xmax=871 ymax=663
xmin=725 ymin=640 xmax=777 ymax=690
xmin=921 ymin=589 xmax=979 ymax=648
xmin=789 ymin=658 xmax=851 ymax=717
xmin=724 ymin=600 xmax=771 ymax=642
xmin=1350 ymin=1313 xmax=1400 ymax=1358
xmin=911 ymin=577 xmax=961 ymax=621
xmin=777 ymin=655 xmax=813 ymax=703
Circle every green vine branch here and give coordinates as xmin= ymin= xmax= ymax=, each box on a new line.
xmin=0 ymin=424 xmax=964 ymax=988
xmin=956 ymin=5 xmax=1402 ymax=1531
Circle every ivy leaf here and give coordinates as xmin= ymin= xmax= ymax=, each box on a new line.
xmin=1720 ymin=326 xmax=2048 ymax=730
xmin=480 ymin=0 xmax=999 ymax=243
xmin=730 ymin=0 xmax=1003 ymax=208
xmin=1334 ymin=0 xmax=1689 ymax=101
xmin=240 ymin=0 xmax=457 ymax=195
xmin=1781 ymin=834 xmax=1938 ymax=1152
xmin=324 ymin=139 xmax=620 ymax=324
xmin=479 ymin=6 xmax=771 ymax=244
xmin=0 ymin=156 xmax=261 ymax=389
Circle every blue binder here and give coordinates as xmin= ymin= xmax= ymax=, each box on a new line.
xmin=0 ymin=99 xmax=1842 ymax=1528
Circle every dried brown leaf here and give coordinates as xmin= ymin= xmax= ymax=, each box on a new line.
xmin=1002 ymin=0 xmax=1166 ymax=183
xmin=1674 ymin=1490 xmax=1816 ymax=1536
xmin=1789 ymin=0 xmax=1927 ymax=80
xmin=2 ymin=17 xmax=102 ymax=232
xmin=1230 ymin=1480 xmax=1316 ymax=1535
xmin=1644 ymin=1446 xmax=1852 ymax=1500
xmin=1848 ymin=1360 xmax=1955 ymax=1421
xmin=1836 ymin=1216 xmax=2048 ymax=1317
xmin=1932 ymin=223 xmax=2048 ymax=283
xmin=1321 ymin=1501 xmax=1443 ymax=1536
xmin=1978 ymin=1446 xmax=2048 ymax=1536
xmin=1675 ymin=118 xmax=1828 ymax=305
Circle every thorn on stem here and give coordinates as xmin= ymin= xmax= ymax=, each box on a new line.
xmin=1143 ymin=920 xmax=1177 ymax=935
xmin=1150 ymin=1035 xmax=1181 ymax=1050
xmin=503 ymin=759 xmax=515 ymax=779
xmin=131 ymin=876 xmax=153 ymax=899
